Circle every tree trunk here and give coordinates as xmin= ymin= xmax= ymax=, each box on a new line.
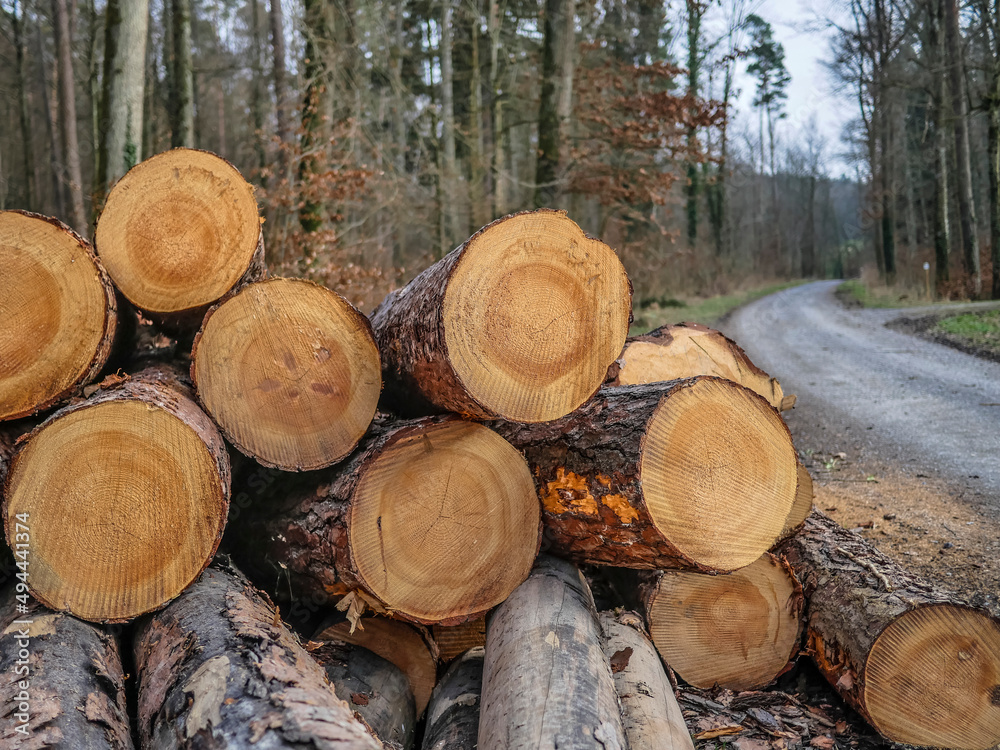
xmin=440 ymin=0 xmax=459 ymax=248
xmin=0 ymin=211 xmax=118 ymax=421
xmin=930 ymin=0 xmax=951 ymax=289
xmin=986 ymin=8 xmax=1000 ymax=300
xmin=778 ymin=511 xmax=1000 ymax=749
xmin=488 ymin=0 xmax=506 ymax=217
xmin=468 ymin=3 xmax=487 ymax=232
xmin=422 ymin=648 xmax=484 ymax=750
xmin=94 ymin=148 xmax=265 ymax=329
xmin=606 ymin=322 xmax=792 ymax=411
xmin=803 ymin=173 xmax=817 ymax=277
xmin=170 ymin=0 xmax=193 ymax=148
xmin=491 ymin=378 xmax=798 ymax=572
xmin=298 ymin=0 xmax=330 ymax=232
xmin=36 ymin=19 xmax=66 ymax=218
xmin=134 ymin=563 xmax=380 ymax=749
xmin=314 ymin=615 xmax=438 ymax=717
xmin=945 ymin=0 xmax=981 ymax=295
xmin=311 ymin=641 xmax=416 ymax=748
xmin=269 ymin=0 xmax=291 ymax=181
xmin=0 ymin=585 xmax=132 ymax=748
xmin=599 ymin=611 xmax=694 ymax=750
xmin=370 ymin=210 xmax=631 ymax=423
xmin=3 ymin=364 xmax=230 ymax=622
xmin=685 ymin=0 xmax=702 ymax=248
xmin=52 ymin=0 xmax=87 ymax=233
xmin=478 ymin=556 xmax=627 ymax=750
xmin=231 ymin=415 xmax=541 ymax=627
xmin=191 ymin=278 xmax=381 ymax=471
xmin=102 ymin=0 xmax=148 ymax=189
xmin=249 ymin=0 xmax=266 ymax=173
xmin=534 ymin=0 xmax=561 ymax=209
xmin=12 ymin=0 xmax=35 ymax=211
xmin=643 ymin=553 xmax=804 ymax=691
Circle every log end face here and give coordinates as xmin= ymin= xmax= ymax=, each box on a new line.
xmin=864 ymin=604 xmax=1000 ymax=749
xmin=640 ymin=377 xmax=797 ymax=571
xmin=443 ymin=211 xmax=631 ymax=422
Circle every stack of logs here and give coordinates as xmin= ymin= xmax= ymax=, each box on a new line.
xmin=1 ymin=148 xmax=999 ymax=750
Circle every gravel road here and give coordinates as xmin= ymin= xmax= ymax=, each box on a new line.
xmin=722 ymin=280 xmax=1000 ymax=508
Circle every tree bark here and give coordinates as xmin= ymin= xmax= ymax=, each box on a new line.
xmin=170 ymin=0 xmax=193 ymax=148
xmin=778 ymin=511 xmax=1000 ymax=749
xmin=0 ymin=585 xmax=132 ymax=748
xmin=685 ymin=0 xmax=703 ymax=248
xmin=492 ymin=378 xmax=797 ymax=572
xmin=269 ymin=0 xmax=291 ymax=181
xmin=36 ymin=18 xmax=66 ymax=218
xmin=102 ymin=0 xmax=149 ymax=188
xmin=930 ymin=0 xmax=951 ymax=289
xmin=3 ymin=364 xmax=230 ymax=622
xmin=534 ymin=0 xmax=564 ymax=208
xmin=52 ymin=0 xmax=87 ymax=234
xmin=0 ymin=210 xmax=119 ymax=421
xmin=134 ymin=562 xmax=380 ymax=749
xmin=478 ymin=556 xmax=627 ymax=750
xmin=11 ymin=0 xmax=35 ymax=212
xmin=230 ymin=415 xmax=540 ymax=627
xmin=370 ymin=210 xmax=631 ymax=423
xmin=422 ymin=648 xmax=484 ymax=750
xmin=599 ymin=611 xmax=694 ymax=750
xmin=440 ymin=0 xmax=459 ymax=250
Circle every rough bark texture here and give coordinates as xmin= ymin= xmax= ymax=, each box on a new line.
xmin=0 ymin=584 xmax=132 ymax=749
xmin=422 ymin=648 xmax=483 ymax=750
xmin=312 ymin=641 xmax=415 ymax=749
xmin=52 ymin=0 xmax=87 ymax=234
xmin=478 ymin=556 xmax=626 ymax=750
xmin=133 ymin=562 xmax=380 ymax=749
xmin=1 ymin=210 xmax=120 ymax=421
xmin=103 ymin=0 xmax=149 ymax=185
xmin=599 ymin=611 xmax=694 ymax=750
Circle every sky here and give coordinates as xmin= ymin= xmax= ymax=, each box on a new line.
xmin=725 ymin=0 xmax=857 ymax=177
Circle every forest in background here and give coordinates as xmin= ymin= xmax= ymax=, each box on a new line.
xmin=0 ymin=0 xmax=996 ymax=310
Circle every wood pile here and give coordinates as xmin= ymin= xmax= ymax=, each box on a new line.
xmin=1 ymin=148 xmax=999 ymax=750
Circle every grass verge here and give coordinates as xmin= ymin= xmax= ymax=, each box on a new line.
xmin=835 ymin=279 xmax=928 ymax=308
xmin=932 ymin=310 xmax=1000 ymax=358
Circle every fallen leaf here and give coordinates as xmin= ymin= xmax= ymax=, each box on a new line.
xmin=810 ymin=736 xmax=835 ymax=749
xmin=734 ymin=738 xmax=770 ymax=750
xmin=610 ymin=647 xmax=633 ymax=674
xmin=350 ymin=692 xmax=369 ymax=706
xmin=693 ymin=726 xmax=744 ymax=740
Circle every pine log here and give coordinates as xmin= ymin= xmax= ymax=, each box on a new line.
xmin=314 ymin=616 xmax=437 ymax=717
xmin=134 ymin=562 xmax=380 ymax=749
xmin=422 ymin=648 xmax=483 ymax=750
xmin=191 ymin=277 xmax=381 ymax=471
xmin=606 ymin=322 xmax=794 ymax=411
xmin=643 ymin=553 xmax=804 ymax=691
xmin=371 ymin=209 xmax=632 ymax=423
xmin=233 ymin=415 xmax=540 ymax=626
xmin=492 ymin=378 xmax=798 ymax=572
xmin=779 ymin=511 xmax=1000 ymax=749
xmin=432 ymin=618 xmax=487 ymax=664
xmin=599 ymin=611 xmax=694 ymax=750
xmin=777 ymin=461 xmax=814 ymax=543
xmin=0 ymin=583 xmax=132 ymax=748
xmin=311 ymin=641 xmax=416 ymax=749
xmin=0 ymin=210 xmax=119 ymax=421
xmin=478 ymin=555 xmax=627 ymax=750
xmin=2 ymin=364 xmax=230 ymax=622
xmin=95 ymin=148 xmax=265 ymax=330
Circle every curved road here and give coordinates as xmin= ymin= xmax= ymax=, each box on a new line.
xmin=723 ymin=280 xmax=1000 ymax=502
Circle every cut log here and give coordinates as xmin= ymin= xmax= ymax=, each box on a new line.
xmin=192 ymin=277 xmax=381 ymax=471
xmin=134 ymin=562 xmax=380 ymax=749
xmin=779 ymin=511 xmax=1000 ymax=749
xmin=311 ymin=640 xmax=416 ymax=748
xmin=777 ymin=461 xmax=814 ymax=542
xmin=643 ymin=553 xmax=804 ymax=691
xmin=95 ymin=148 xmax=265 ymax=329
xmin=2 ymin=364 xmax=230 ymax=622
xmin=607 ymin=322 xmax=793 ymax=411
xmin=492 ymin=377 xmax=797 ymax=572
xmin=234 ymin=415 xmax=540 ymax=626
xmin=314 ymin=616 xmax=437 ymax=717
xmin=432 ymin=618 xmax=487 ymax=664
xmin=599 ymin=610 xmax=694 ymax=750
xmin=371 ymin=209 xmax=631 ymax=423
xmin=422 ymin=647 xmax=484 ymax=750
xmin=0 ymin=210 xmax=119 ymax=421
xmin=478 ymin=555 xmax=627 ymax=750
xmin=0 ymin=583 xmax=132 ymax=748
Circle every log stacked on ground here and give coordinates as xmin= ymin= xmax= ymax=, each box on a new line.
xmin=95 ymin=148 xmax=265 ymax=330
xmin=599 ymin=610 xmax=694 ymax=750
xmin=314 ymin=616 xmax=438 ymax=718
xmin=134 ymin=563 xmax=379 ymax=749
xmin=2 ymin=364 xmax=230 ymax=622
xmin=492 ymin=377 xmax=797 ymax=572
xmin=432 ymin=618 xmax=487 ymax=663
xmin=607 ymin=322 xmax=794 ymax=411
xmin=312 ymin=640 xmax=416 ymax=748
xmin=779 ymin=511 xmax=1000 ymax=749
xmin=422 ymin=648 xmax=484 ymax=750
xmin=0 ymin=210 xmax=119 ymax=421
xmin=0 ymin=584 xmax=132 ymax=748
xmin=192 ymin=277 xmax=381 ymax=471
xmin=478 ymin=555 xmax=627 ymax=750
xmin=644 ymin=553 xmax=804 ymax=690
xmin=235 ymin=415 xmax=540 ymax=626
xmin=371 ymin=209 xmax=632 ymax=423
xmin=779 ymin=461 xmax=814 ymax=541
